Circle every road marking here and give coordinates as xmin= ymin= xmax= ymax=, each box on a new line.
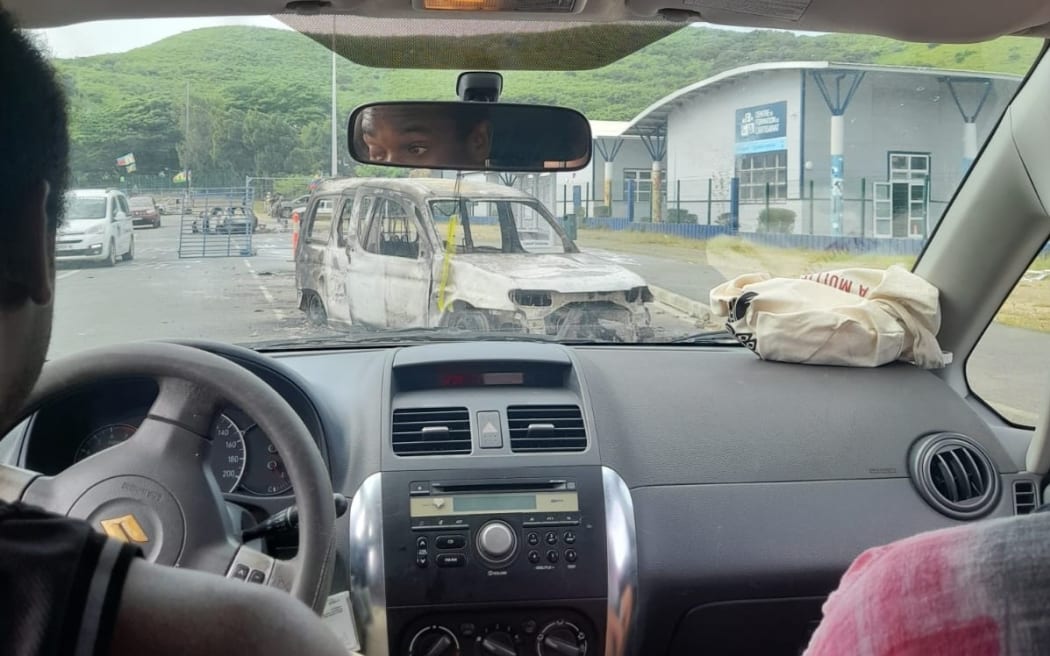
xmin=244 ymin=259 xmax=285 ymax=321
xmin=56 ymin=270 xmax=81 ymax=281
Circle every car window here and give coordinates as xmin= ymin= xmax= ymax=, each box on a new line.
xmin=968 ymin=244 xmax=1050 ymax=426
xmin=429 ymin=199 xmax=567 ymax=254
xmin=65 ymin=197 xmax=108 ymax=220
xmin=130 ymin=197 xmax=153 ymax=208
xmin=117 ymin=196 xmax=130 ymax=215
xmin=363 ymin=197 xmax=422 ymax=259
xmin=507 ymin=202 xmax=566 ymax=254
xmin=306 ymin=199 xmax=334 ymax=243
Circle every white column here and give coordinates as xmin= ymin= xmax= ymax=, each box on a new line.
xmin=963 ymin=121 xmax=978 ymax=172
xmin=651 ymin=159 xmax=662 ymax=223
xmin=603 ymin=160 xmax=614 ymax=210
xmin=829 ymin=114 xmax=845 ymax=236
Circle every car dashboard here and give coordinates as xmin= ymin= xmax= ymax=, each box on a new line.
xmin=1 ymin=340 xmax=1039 ymax=656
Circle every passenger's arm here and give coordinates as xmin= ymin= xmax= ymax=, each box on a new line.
xmin=110 ymin=559 xmax=348 ymax=656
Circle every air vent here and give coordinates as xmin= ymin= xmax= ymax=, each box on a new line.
xmin=1014 ymin=480 xmax=1039 ymax=515
xmin=392 ymin=407 xmax=471 ymax=455
xmin=508 ymin=405 xmax=586 ymax=453
xmin=909 ymin=433 xmax=1000 ymax=520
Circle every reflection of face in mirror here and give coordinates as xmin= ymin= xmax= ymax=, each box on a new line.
xmin=358 ymin=105 xmax=492 ymax=169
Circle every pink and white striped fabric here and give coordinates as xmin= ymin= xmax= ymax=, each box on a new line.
xmin=805 ymin=512 xmax=1050 ymax=655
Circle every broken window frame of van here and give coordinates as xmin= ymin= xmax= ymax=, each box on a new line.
xmin=295 ymin=178 xmax=654 ymax=342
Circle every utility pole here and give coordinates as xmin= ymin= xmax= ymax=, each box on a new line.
xmin=330 ymin=19 xmax=338 ymax=177
xmin=185 ymin=81 xmax=192 ymax=198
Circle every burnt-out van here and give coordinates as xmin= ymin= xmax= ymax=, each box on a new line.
xmin=295 ymin=177 xmax=653 ymax=341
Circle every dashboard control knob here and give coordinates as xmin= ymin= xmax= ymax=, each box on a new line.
xmin=476 ymin=520 xmax=517 ymax=564
xmin=536 ymin=620 xmax=587 ymax=656
xmin=408 ymin=626 xmax=460 ymax=656
xmin=479 ymin=630 xmax=519 ymax=656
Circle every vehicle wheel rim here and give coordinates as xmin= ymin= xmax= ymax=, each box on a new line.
xmin=450 ymin=311 xmax=488 ymax=332
xmin=109 ymin=241 xmax=116 ymax=265
xmin=307 ymin=294 xmax=326 ymax=325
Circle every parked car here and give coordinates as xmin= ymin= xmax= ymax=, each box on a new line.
xmin=272 ymin=194 xmax=310 ymax=219
xmin=295 ymin=178 xmax=653 ymax=340
xmin=56 ymin=189 xmax=135 ymax=266
xmin=191 ymin=205 xmax=258 ymax=234
xmin=128 ymin=195 xmax=161 ymax=228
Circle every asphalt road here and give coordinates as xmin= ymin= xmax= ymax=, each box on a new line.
xmin=49 ymin=221 xmax=699 ymax=360
xmin=51 ymin=221 xmax=320 ymax=358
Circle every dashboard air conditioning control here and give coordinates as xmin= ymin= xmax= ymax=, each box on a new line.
xmin=507 ymin=405 xmax=586 ymax=453
xmin=909 ymin=433 xmax=1000 ymax=520
xmin=392 ymin=407 xmax=471 ymax=455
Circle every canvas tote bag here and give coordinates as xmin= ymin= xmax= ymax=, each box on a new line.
xmin=709 ymin=265 xmax=945 ymax=368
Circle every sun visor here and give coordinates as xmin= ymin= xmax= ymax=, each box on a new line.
xmin=278 ymin=14 xmax=679 ymax=70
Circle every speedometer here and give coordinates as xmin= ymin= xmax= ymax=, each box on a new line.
xmin=239 ymin=425 xmax=292 ymax=496
xmin=209 ymin=414 xmax=247 ymax=494
xmin=75 ymin=423 xmax=138 ymax=461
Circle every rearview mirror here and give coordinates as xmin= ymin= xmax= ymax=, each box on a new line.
xmin=348 ymin=102 xmax=592 ymax=172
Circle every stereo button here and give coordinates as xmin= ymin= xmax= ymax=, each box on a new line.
xmin=436 ymin=535 xmax=466 ymax=549
xmin=436 ymin=553 xmax=466 ymax=568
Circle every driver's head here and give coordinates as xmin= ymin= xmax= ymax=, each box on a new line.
xmin=0 ymin=10 xmax=70 ymax=419
xmin=359 ymin=104 xmax=492 ymax=169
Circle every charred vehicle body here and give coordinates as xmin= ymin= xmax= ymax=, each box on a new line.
xmin=296 ymin=178 xmax=653 ymax=341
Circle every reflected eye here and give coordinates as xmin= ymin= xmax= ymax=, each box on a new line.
xmin=407 ymin=143 xmax=429 ymax=156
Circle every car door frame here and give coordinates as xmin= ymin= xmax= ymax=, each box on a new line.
xmin=322 ymin=190 xmax=362 ymax=326
xmin=345 ymin=188 xmax=434 ymax=329
xmin=296 ymin=194 xmax=334 ymax=314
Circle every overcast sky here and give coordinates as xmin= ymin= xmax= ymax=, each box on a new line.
xmin=31 ymin=16 xmax=291 ymax=58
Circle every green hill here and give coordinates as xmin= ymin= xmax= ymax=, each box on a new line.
xmin=54 ymin=24 xmax=1042 ymax=186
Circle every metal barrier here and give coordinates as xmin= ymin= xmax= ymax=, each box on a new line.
xmin=177 ymin=212 xmax=254 ymax=258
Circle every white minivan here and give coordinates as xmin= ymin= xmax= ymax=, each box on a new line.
xmin=57 ymin=189 xmax=135 ymax=266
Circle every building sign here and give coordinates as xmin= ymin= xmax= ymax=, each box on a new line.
xmin=735 ymin=101 xmax=787 ymax=155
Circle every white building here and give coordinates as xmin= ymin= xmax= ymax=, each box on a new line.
xmin=576 ymin=62 xmax=1021 ymax=237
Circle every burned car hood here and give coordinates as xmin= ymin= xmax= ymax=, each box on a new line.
xmin=450 ymin=252 xmax=647 ymax=293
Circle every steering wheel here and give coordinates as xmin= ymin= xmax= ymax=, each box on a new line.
xmin=0 ymin=342 xmax=336 ymax=612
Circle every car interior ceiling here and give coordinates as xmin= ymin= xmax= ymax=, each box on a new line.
xmin=5 ymin=0 xmax=1050 ymax=655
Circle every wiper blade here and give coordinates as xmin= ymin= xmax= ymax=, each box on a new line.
xmin=669 ymin=329 xmax=743 ymax=346
xmin=244 ymin=328 xmax=580 ymax=351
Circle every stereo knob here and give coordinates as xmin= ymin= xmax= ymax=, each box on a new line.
xmin=408 ymin=626 xmax=460 ymax=656
xmin=476 ymin=520 xmax=517 ymax=564
xmin=536 ymin=620 xmax=586 ymax=656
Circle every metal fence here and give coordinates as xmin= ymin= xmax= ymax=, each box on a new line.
xmin=555 ymin=176 xmax=954 ymax=241
xmin=175 ymin=187 xmax=256 ymax=258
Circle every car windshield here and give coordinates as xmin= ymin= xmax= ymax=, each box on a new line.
xmin=64 ymin=196 xmax=107 ymax=220
xmin=36 ymin=17 xmax=1044 ymax=355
